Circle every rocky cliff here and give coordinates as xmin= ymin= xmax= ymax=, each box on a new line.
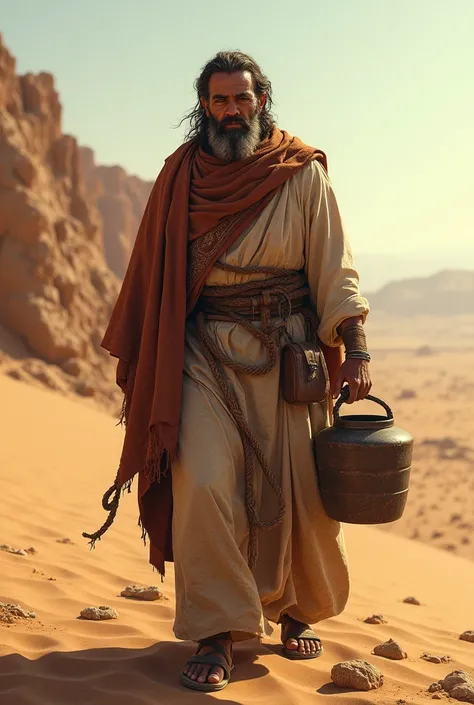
xmin=0 ymin=34 xmax=122 ymax=412
xmin=79 ymin=148 xmax=153 ymax=279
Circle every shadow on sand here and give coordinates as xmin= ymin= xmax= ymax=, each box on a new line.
xmin=0 ymin=639 xmax=270 ymax=704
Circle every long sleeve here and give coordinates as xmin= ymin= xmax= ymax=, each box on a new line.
xmin=303 ymin=160 xmax=369 ymax=347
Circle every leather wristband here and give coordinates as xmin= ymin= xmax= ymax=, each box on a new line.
xmin=340 ymin=324 xmax=368 ymax=353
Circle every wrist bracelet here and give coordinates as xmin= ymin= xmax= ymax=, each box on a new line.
xmin=345 ymin=350 xmax=371 ymax=362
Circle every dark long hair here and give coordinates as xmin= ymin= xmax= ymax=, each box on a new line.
xmin=177 ymin=50 xmax=276 ymax=145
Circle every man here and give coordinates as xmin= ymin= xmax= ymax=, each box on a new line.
xmin=85 ymin=51 xmax=371 ymax=692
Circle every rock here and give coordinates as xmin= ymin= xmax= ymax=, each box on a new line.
xmin=422 ymin=653 xmax=452 ymax=664
xmin=429 ymin=671 xmax=474 ymax=703
xmin=56 ymin=537 xmax=73 ymax=545
xmin=80 ymin=606 xmax=118 ymax=621
xmin=0 ymin=602 xmax=36 ymax=623
xmin=432 ymin=694 xmax=442 ymax=700
xmin=61 ymin=358 xmax=84 ymax=377
xmin=120 ymin=585 xmax=164 ymax=601
xmin=450 ymin=685 xmax=474 ymax=703
xmin=76 ymin=380 xmax=96 ymax=397
xmin=0 ymin=34 xmax=125 ymax=415
xmin=397 ymin=388 xmax=417 ymax=400
xmin=416 ymin=345 xmax=435 ymax=357
xmin=403 ymin=596 xmax=421 ymax=605
xmin=331 ymin=660 xmax=383 ymax=691
xmin=428 ymin=683 xmax=443 ymax=693
xmin=372 ymin=638 xmax=407 ymax=660
xmin=460 ymin=631 xmax=474 ymax=643
xmin=364 ymin=614 xmax=387 ymax=625
xmin=0 ymin=544 xmax=28 ymax=556
xmin=79 ymin=149 xmax=153 ymax=279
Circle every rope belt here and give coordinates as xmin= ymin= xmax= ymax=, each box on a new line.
xmin=194 ymin=262 xmax=315 ymax=569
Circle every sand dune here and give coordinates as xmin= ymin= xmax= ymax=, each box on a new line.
xmin=0 ymin=373 xmax=473 ymax=704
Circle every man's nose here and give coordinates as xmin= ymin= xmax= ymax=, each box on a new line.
xmin=225 ymin=100 xmax=239 ymax=116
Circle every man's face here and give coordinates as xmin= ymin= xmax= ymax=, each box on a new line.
xmin=200 ymin=71 xmax=266 ymax=162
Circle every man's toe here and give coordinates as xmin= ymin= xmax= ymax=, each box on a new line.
xmin=196 ymin=666 xmax=209 ymax=683
xmin=286 ymin=638 xmax=299 ymax=650
xmin=208 ymin=666 xmax=224 ymax=684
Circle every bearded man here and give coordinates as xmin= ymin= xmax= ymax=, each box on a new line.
xmin=85 ymin=51 xmax=371 ymax=692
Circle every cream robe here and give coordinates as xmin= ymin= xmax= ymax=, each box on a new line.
xmin=171 ymin=160 xmax=369 ymax=643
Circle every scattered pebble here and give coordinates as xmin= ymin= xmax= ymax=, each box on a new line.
xmin=422 ymin=653 xmax=452 ymax=664
xmin=56 ymin=538 xmax=74 ymax=545
xmin=403 ymin=596 xmax=421 ymax=605
xmin=364 ymin=614 xmax=387 ymax=625
xmin=397 ymin=388 xmax=417 ymax=400
xmin=429 ymin=670 xmax=474 ymax=703
xmin=331 ymin=660 xmax=383 ymax=691
xmin=372 ymin=638 xmax=407 ymax=660
xmin=0 ymin=602 xmax=36 ymax=624
xmin=428 ymin=683 xmax=443 ymax=693
xmin=432 ymin=694 xmax=442 ymax=700
xmin=80 ymin=606 xmax=118 ymax=621
xmin=460 ymin=631 xmax=474 ymax=643
xmin=120 ymin=585 xmax=164 ymax=601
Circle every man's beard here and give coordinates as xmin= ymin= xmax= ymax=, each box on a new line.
xmin=207 ymin=112 xmax=261 ymax=162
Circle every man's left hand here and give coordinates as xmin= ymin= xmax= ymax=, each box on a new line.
xmin=332 ymin=359 xmax=372 ymax=403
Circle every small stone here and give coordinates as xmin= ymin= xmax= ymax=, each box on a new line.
xmin=398 ymin=388 xmax=417 ymax=400
xmin=403 ymin=596 xmax=421 ymax=605
xmin=331 ymin=660 xmax=383 ymax=691
xmin=80 ymin=606 xmax=118 ymax=621
xmin=120 ymin=585 xmax=164 ymax=602
xmin=422 ymin=653 xmax=452 ymax=664
xmin=432 ymin=694 xmax=442 ymax=700
xmin=372 ymin=638 xmax=407 ymax=660
xmin=25 ymin=547 xmax=37 ymax=555
xmin=364 ymin=614 xmax=387 ymax=625
xmin=460 ymin=631 xmax=474 ymax=643
xmin=56 ymin=538 xmax=74 ymax=545
xmin=428 ymin=683 xmax=443 ymax=693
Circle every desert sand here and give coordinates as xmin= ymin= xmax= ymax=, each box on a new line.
xmin=1 ymin=361 xmax=473 ymax=705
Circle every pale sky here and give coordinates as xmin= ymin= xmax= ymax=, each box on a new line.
xmin=1 ymin=0 xmax=473 ymax=262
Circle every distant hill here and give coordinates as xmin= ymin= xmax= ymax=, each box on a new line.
xmin=367 ymin=269 xmax=474 ymax=316
xmin=356 ymin=250 xmax=474 ymax=293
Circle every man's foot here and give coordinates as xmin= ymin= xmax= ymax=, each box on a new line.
xmin=181 ymin=632 xmax=233 ymax=691
xmin=280 ymin=614 xmax=323 ymax=659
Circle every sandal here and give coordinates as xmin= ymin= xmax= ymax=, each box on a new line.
xmin=280 ymin=615 xmax=324 ymax=660
xmin=180 ymin=633 xmax=234 ymax=692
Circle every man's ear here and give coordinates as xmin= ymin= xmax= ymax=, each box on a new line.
xmin=200 ymin=96 xmax=210 ymax=117
xmin=259 ymin=92 xmax=267 ymax=110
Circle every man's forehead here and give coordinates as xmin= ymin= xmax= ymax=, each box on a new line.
xmin=208 ymin=71 xmax=255 ymax=96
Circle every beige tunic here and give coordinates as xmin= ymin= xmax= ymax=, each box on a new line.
xmin=171 ymin=160 xmax=369 ymax=643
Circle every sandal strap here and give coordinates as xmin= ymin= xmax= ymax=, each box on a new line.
xmin=281 ymin=617 xmax=321 ymax=643
xmin=185 ymin=653 xmax=232 ymax=680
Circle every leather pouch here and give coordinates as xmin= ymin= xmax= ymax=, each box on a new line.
xmin=280 ymin=342 xmax=330 ymax=405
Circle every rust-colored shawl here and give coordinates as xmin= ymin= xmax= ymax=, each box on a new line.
xmin=91 ymin=127 xmax=340 ymax=576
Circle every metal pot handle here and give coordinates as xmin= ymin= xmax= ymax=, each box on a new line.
xmin=333 ymin=385 xmax=394 ymax=421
